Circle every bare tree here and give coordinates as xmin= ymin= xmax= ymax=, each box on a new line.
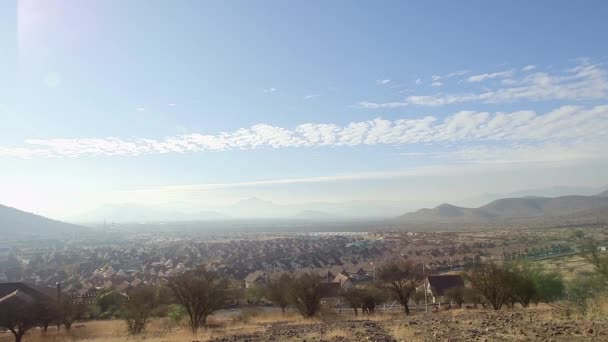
xmin=59 ymin=300 xmax=87 ymax=330
xmin=264 ymin=273 xmax=293 ymax=315
xmin=445 ymin=287 xmax=465 ymax=308
xmin=37 ymin=299 xmax=59 ymax=332
xmin=377 ymin=260 xmax=423 ymax=315
xmin=289 ymin=272 xmax=322 ymax=318
xmin=584 ymin=245 xmax=608 ymax=280
xmin=340 ymin=287 xmax=364 ymax=316
xmin=505 ymin=263 xmax=538 ymax=308
xmin=463 ymin=287 xmax=486 ymax=308
xmin=360 ymin=286 xmax=387 ymax=315
xmin=122 ymin=286 xmax=157 ymax=334
xmin=0 ymin=297 xmax=43 ymax=342
xmin=463 ymin=262 xmax=514 ymax=310
xmin=168 ymin=268 xmax=228 ymax=333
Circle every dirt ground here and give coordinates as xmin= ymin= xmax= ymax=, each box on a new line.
xmin=2 ymin=306 xmax=607 ymax=342
xmin=207 ymin=320 xmax=396 ymax=342
xmin=208 ymin=307 xmax=608 ymax=342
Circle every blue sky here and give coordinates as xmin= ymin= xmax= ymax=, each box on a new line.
xmin=1 ymin=1 xmax=608 ymax=219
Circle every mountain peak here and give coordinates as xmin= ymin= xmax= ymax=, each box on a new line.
xmin=399 ymin=194 xmax=608 ymax=225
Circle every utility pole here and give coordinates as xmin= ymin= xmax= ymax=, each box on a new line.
xmin=371 ymin=261 xmax=376 ymax=281
xmin=423 ymin=263 xmax=428 ymax=313
xmin=56 ymin=282 xmax=61 ymax=332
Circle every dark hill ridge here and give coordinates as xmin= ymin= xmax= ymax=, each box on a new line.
xmin=399 ymin=195 xmax=608 ymax=223
xmin=0 ymin=204 xmax=83 ymax=235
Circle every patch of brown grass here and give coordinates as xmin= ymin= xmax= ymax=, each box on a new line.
xmin=538 ymin=255 xmax=594 ymax=281
xmin=351 ymin=312 xmax=403 ymax=322
xmin=3 ymin=309 xmax=325 ymax=342
xmin=6 ymin=316 xmax=265 ymax=342
xmin=385 ymin=321 xmax=424 ymax=342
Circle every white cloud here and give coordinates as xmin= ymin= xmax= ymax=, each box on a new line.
xmin=361 ymin=62 xmax=608 ymax=107
xmin=466 ymin=70 xmax=513 ymax=83
xmin=522 ymin=65 xmax=536 ymax=72
xmin=358 ymin=101 xmax=409 ymax=109
xmin=415 ymin=78 xmax=423 ymax=85
xmin=263 ymin=88 xmax=277 ymax=93
xmin=445 ymin=70 xmax=469 ymax=78
xmin=431 ymin=75 xmax=443 ymax=86
xmin=376 ymin=79 xmax=391 ymax=85
xmin=1 ymin=105 xmax=607 ymax=159
xmin=133 ymin=170 xmax=425 ymax=192
xmin=136 ymin=107 xmax=145 ymax=111
xmin=304 ymin=94 xmax=320 ymax=100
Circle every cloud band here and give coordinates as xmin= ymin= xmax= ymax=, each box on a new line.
xmin=1 ymin=105 xmax=607 ymax=159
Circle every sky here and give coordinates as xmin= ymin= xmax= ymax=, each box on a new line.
xmin=1 ymin=0 xmax=608 ymax=220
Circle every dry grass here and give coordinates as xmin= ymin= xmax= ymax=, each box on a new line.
xmin=586 ymin=293 xmax=608 ymax=320
xmin=538 ymin=255 xmax=594 ymax=281
xmin=385 ymin=321 xmax=423 ymax=342
xmin=2 ymin=316 xmax=264 ymax=342
xmin=0 ymin=309 xmax=324 ymax=342
xmin=2 ymin=305 xmax=603 ymax=342
xmin=243 ymin=310 xmax=302 ymax=324
xmin=549 ymin=293 xmax=608 ymax=321
xmin=350 ymin=312 xmax=402 ymax=322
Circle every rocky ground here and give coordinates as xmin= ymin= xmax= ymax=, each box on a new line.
xmin=207 ymin=307 xmax=608 ymax=342
xmin=208 ymin=320 xmax=396 ymax=342
xmin=391 ymin=309 xmax=606 ymax=341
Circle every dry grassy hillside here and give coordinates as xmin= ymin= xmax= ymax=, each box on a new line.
xmin=2 ymin=305 xmax=608 ymax=342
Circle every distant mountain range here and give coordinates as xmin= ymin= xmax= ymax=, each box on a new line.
xmin=399 ymin=190 xmax=608 ymax=226
xmin=225 ymin=197 xmax=407 ymax=219
xmin=0 ymin=204 xmax=83 ymax=236
xmin=457 ymin=185 xmax=608 ymax=207
xmin=4 ymin=185 xmax=608 ymax=231
xmin=71 ymin=197 xmax=410 ymax=223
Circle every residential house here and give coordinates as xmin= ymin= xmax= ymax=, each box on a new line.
xmin=332 ymin=273 xmax=354 ymax=290
xmin=244 ymin=270 xmax=266 ymax=288
xmin=0 ymin=282 xmax=61 ymax=308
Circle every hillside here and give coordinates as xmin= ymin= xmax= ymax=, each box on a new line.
xmin=399 ymin=195 xmax=608 ymax=224
xmin=17 ymin=306 xmax=606 ymax=341
xmin=0 ymin=204 xmax=83 ymax=236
